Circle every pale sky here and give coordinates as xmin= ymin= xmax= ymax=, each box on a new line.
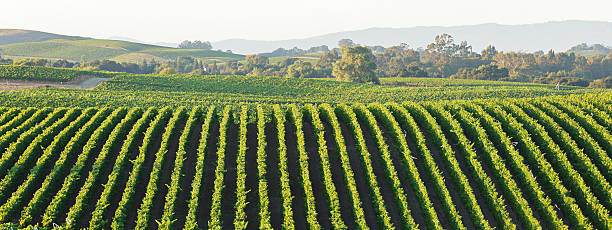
xmin=2 ymin=0 xmax=611 ymax=43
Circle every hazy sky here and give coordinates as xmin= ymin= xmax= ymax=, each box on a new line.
xmin=2 ymin=0 xmax=611 ymax=43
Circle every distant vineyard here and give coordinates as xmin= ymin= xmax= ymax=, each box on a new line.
xmin=0 ymin=65 xmax=115 ymax=82
xmin=0 ymin=93 xmax=610 ymax=229
xmin=0 ymin=74 xmax=608 ymax=108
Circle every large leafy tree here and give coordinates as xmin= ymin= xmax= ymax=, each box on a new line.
xmin=589 ymin=76 xmax=612 ymax=88
xmin=338 ymin=38 xmax=355 ymax=48
xmin=481 ymin=45 xmax=498 ymax=60
xmin=178 ymin=40 xmax=212 ymax=50
xmin=245 ymin=55 xmax=269 ymax=69
xmin=332 ymin=45 xmax=378 ymax=83
xmin=287 ymin=61 xmax=314 ymax=78
xmin=375 ymin=43 xmax=425 ymax=77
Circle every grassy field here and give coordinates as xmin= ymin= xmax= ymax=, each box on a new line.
xmin=0 ymin=39 xmax=244 ymax=63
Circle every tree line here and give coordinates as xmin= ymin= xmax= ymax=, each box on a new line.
xmin=1 ymin=34 xmax=611 ymax=88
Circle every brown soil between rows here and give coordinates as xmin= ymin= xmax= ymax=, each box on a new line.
xmin=244 ymin=123 xmax=260 ymax=229
xmin=197 ymin=117 xmax=220 ymax=229
xmin=302 ymin=119 xmax=332 ymax=229
xmin=265 ymin=117 xmax=282 ymax=229
xmin=336 ymin=114 xmax=379 ymax=228
xmin=284 ymin=119 xmax=307 ymax=230
xmin=101 ymin=113 xmax=150 ymax=229
xmin=221 ymin=121 xmax=239 ymax=229
xmin=173 ymin=114 xmax=204 ymax=229
xmin=78 ymin=113 xmax=142 ymax=228
xmin=55 ymin=111 xmax=128 ymax=226
xmin=319 ymin=113 xmax=356 ymax=228
xmin=354 ymin=113 xmax=405 ymax=228
xmin=423 ymin=106 xmax=501 ymax=228
xmin=148 ymin=114 xmax=187 ymax=228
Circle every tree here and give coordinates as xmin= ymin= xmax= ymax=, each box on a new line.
xmin=287 ymin=61 xmax=314 ymax=78
xmin=316 ymin=50 xmax=339 ymax=69
xmin=211 ymin=60 xmax=217 ymax=75
xmin=280 ymin=58 xmax=299 ymax=67
xmin=14 ymin=59 xmax=49 ymax=67
xmin=375 ymin=43 xmax=422 ymax=77
xmin=332 ymin=45 xmax=378 ymax=83
xmin=338 ymin=39 xmax=355 ymax=48
xmin=450 ymin=64 xmax=509 ymax=81
xmin=159 ymin=68 xmax=177 ymax=75
xmin=589 ymin=76 xmax=612 ymax=88
xmin=307 ymin=45 xmax=329 ymax=53
xmin=52 ymin=59 xmax=74 ymax=68
xmin=426 ymin=34 xmax=456 ymax=56
xmin=178 ymin=40 xmax=212 ymax=49
xmin=481 ymin=45 xmax=498 ymax=60
xmin=245 ymin=55 xmax=269 ymax=68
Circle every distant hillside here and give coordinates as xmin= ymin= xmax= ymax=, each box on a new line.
xmin=0 ymin=31 xmax=244 ymax=63
xmin=107 ymin=36 xmax=178 ymax=48
xmin=212 ymin=20 xmax=612 ymax=54
xmin=0 ymin=29 xmax=84 ymax=45
xmin=567 ymin=43 xmax=611 ymax=57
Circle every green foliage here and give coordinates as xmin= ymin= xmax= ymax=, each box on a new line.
xmin=0 ymin=65 xmax=114 ymax=82
xmin=0 ymin=39 xmax=242 ymax=63
xmin=333 ymin=45 xmax=379 ymax=83
xmin=451 ymin=64 xmax=509 ymax=81
xmin=287 ymin=105 xmax=320 ymax=229
xmin=0 ymin=93 xmax=609 ymax=229
xmin=134 ymin=108 xmax=186 ymax=230
xmin=286 ymin=61 xmax=314 ymax=78
xmin=589 ymin=76 xmax=612 ymax=88
xmin=376 ymin=44 xmax=426 ymax=78
xmin=207 ymin=107 xmax=231 ymax=230
xmin=0 ymin=73 xmax=606 ymax=108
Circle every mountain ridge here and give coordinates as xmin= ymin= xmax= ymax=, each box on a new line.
xmin=2 ymin=20 xmax=611 ymax=55
xmin=211 ymin=20 xmax=612 ymax=54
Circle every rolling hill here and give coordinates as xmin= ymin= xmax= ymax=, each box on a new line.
xmin=0 ymin=29 xmax=84 ymax=46
xmin=212 ymin=20 xmax=612 ymax=54
xmin=0 ymin=30 xmax=244 ymax=63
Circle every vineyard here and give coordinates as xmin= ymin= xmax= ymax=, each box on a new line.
xmin=0 ymin=93 xmax=609 ymax=229
xmin=0 ymin=65 xmax=115 ymax=82
xmin=0 ymin=73 xmax=608 ymax=108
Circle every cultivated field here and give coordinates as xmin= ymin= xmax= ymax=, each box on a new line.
xmin=0 ymin=93 xmax=609 ymax=229
xmin=0 ymin=73 xmax=607 ymax=108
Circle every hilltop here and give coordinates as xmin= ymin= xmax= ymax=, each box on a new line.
xmin=0 ymin=30 xmax=244 ymax=63
xmin=212 ymin=20 xmax=612 ymax=54
xmin=0 ymin=29 xmax=84 ymax=45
